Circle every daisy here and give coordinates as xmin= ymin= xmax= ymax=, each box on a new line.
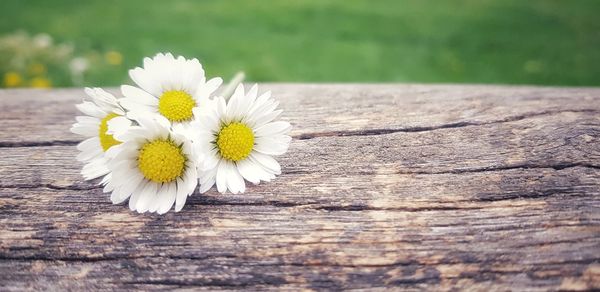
xmin=70 ymin=87 xmax=129 ymax=183
xmin=120 ymin=52 xmax=222 ymax=127
xmin=103 ymin=115 xmax=198 ymax=214
xmin=191 ymin=84 xmax=292 ymax=194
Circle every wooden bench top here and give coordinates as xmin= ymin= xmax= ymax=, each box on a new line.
xmin=1 ymin=84 xmax=599 ymax=290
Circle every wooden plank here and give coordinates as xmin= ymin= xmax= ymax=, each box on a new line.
xmin=1 ymin=84 xmax=599 ymax=144
xmin=1 ymin=84 xmax=599 ymax=290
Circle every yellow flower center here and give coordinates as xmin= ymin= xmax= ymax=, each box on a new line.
xmin=216 ymin=122 xmax=254 ymax=162
xmin=158 ymin=90 xmax=195 ymax=122
xmin=98 ymin=113 xmax=122 ymax=152
xmin=137 ymin=139 xmax=186 ymax=183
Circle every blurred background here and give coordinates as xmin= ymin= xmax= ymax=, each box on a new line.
xmin=1 ymin=0 xmax=598 ymax=88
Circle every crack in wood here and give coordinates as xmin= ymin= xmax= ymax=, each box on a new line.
xmin=0 ymin=183 xmax=101 ymax=191
xmin=122 ymin=278 xmax=290 ymax=288
xmin=314 ymin=205 xmax=484 ymax=212
xmin=0 ymin=140 xmax=79 ymax=148
xmin=474 ymin=189 xmax=589 ymax=202
xmin=0 ymin=253 xmax=239 ymax=263
xmin=294 ymin=109 xmax=600 ymax=140
xmin=3 ymin=252 xmax=596 ymax=267
xmin=1 ymin=162 xmax=596 ymax=193
xmin=1 ymin=109 xmax=597 ymax=147
xmin=396 ymin=162 xmax=600 ymax=175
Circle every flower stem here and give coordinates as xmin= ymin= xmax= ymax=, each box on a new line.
xmin=221 ymin=71 xmax=245 ymax=101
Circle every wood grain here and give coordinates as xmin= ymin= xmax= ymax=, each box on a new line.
xmin=1 ymin=84 xmax=599 ymax=291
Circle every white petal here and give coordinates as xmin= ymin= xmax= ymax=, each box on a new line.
xmin=216 ymin=160 xmax=228 ymax=193
xmin=129 ymin=67 xmax=162 ymax=97
xmin=225 ymin=84 xmax=247 ymax=121
xmin=110 ymin=170 xmax=142 ymax=204
xmin=76 ymin=144 xmax=103 ymax=162
xmin=100 ymin=173 xmax=112 ymax=186
xmin=136 ymin=182 xmax=158 ymax=213
xmin=247 ymin=91 xmax=273 ymax=116
xmin=226 ymin=90 xmax=241 ymax=121
xmin=194 ymin=77 xmax=222 ymax=100
xmin=216 ymin=97 xmax=227 ymax=120
xmin=76 ymin=102 xmax=106 ymax=118
xmin=194 ymin=113 xmax=220 ymax=135
xmin=235 ymin=83 xmax=257 ymax=118
xmin=128 ymin=180 xmax=148 ymax=211
xmin=134 ymin=114 xmax=164 ymax=139
xmin=77 ymin=137 xmax=101 ymax=152
xmin=250 ymin=152 xmax=281 ymax=175
xmin=109 ymin=141 xmax=138 ymax=161
xmin=85 ymin=87 xmax=119 ymax=110
xmin=154 ymin=114 xmax=173 ymax=131
xmin=247 ymin=109 xmax=282 ymax=128
xmin=245 ymin=158 xmax=275 ymax=183
xmin=237 ymin=159 xmax=260 ymax=184
xmin=113 ymin=125 xmax=148 ymax=143
xmin=70 ymin=124 xmax=97 ymax=137
xmin=120 ymin=99 xmax=156 ymax=113
xmin=184 ymin=166 xmax=199 ymax=192
xmin=247 ymin=84 xmax=258 ymax=100
xmin=198 ymin=168 xmax=217 ymax=193
xmin=106 ymin=116 xmax=132 ymax=137
xmin=110 ymin=159 xmax=137 ymax=180
xmin=128 ymin=190 xmax=141 ymax=211
xmin=225 ymin=161 xmax=245 ymax=194
xmin=181 ymin=58 xmax=206 ymax=94
xmin=103 ymin=178 xmax=115 ymax=193
xmin=254 ymin=121 xmax=291 ymax=137
xmin=116 ymin=173 xmax=144 ymax=201
xmin=232 ymin=83 xmax=245 ymax=100
xmin=121 ymin=85 xmax=158 ymax=105
xmin=76 ymin=115 xmax=101 ymax=124
xmin=157 ymin=183 xmax=177 ymax=214
xmin=254 ymin=136 xmax=291 ymax=156
xmin=248 ymin=99 xmax=278 ymax=121
xmin=175 ymin=178 xmax=189 ymax=212
xmin=201 ymin=150 xmax=220 ymax=171
xmin=150 ymin=184 xmax=169 ymax=213
xmin=110 ymin=190 xmax=128 ymax=204
xmin=81 ymin=158 xmax=109 ymax=180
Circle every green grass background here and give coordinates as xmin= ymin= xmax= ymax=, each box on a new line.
xmin=1 ymin=0 xmax=599 ymax=86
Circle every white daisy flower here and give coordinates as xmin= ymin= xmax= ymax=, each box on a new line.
xmin=191 ymin=84 xmax=292 ymax=194
xmin=103 ymin=115 xmax=198 ymax=214
xmin=70 ymin=87 xmax=130 ymax=182
xmin=120 ymin=52 xmax=222 ymax=127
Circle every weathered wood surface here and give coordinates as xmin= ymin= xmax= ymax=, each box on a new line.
xmin=1 ymin=84 xmax=599 ymax=291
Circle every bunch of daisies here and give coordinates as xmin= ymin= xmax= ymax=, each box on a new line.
xmin=71 ymin=53 xmax=291 ymax=214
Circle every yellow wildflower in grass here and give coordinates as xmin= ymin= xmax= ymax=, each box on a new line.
xmin=3 ymin=71 xmax=23 ymax=87
xmin=105 ymin=51 xmax=123 ymax=65
xmin=29 ymin=63 xmax=47 ymax=75
xmin=30 ymin=77 xmax=52 ymax=88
